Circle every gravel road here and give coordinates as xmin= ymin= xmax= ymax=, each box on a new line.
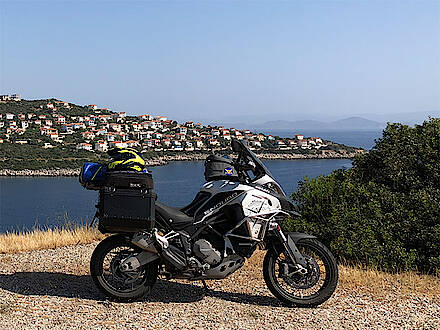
xmin=0 ymin=243 xmax=438 ymax=329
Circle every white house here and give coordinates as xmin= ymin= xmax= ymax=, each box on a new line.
xmin=249 ymin=140 xmax=261 ymax=148
xmin=126 ymin=140 xmax=140 ymax=148
xmin=77 ymin=143 xmax=93 ymax=151
xmin=139 ymin=114 xmax=153 ymax=121
xmin=184 ymin=141 xmax=194 ymax=151
xmin=109 ymin=141 xmax=128 ymax=148
xmin=73 ymin=123 xmax=86 ymax=130
xmin=61 ymin=124 xmax=74 ymax=133
xmin=95 ymin=141 xmax=108 ymax=152
xmin=209 ymin=139 xmax=220 ymax=146
xmin=154 ymin=116 xmax=168 ymax=121
xmin=194 ymin=139 xmax=204 ymax=149
xmin=109 ymin=123 xmax=122 ymax=132
xmin=177 ymin=127 xmax=187 ymax=135
xmin=81 ymin=131 xmax=95 ymax=140
xmin=298 ymin=140 xmax=309 ymax=148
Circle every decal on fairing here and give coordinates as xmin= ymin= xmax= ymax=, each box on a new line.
xmin=224 ymin=167 xmax=234 ymax=176
xmin=241 ymin=191 xmax=280 ymax=217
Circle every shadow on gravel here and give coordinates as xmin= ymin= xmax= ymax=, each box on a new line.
xmin=0 ymin=272 xmax=280 ymax=307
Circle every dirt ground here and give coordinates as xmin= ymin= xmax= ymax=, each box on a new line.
xmin=0 ymin=243 xmax=438 ymax=329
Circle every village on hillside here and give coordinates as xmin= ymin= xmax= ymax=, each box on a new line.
xmin=0 ymin=94 xmax=334 ymax=154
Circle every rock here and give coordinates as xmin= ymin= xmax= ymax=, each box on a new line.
xmin=0 ymin=150 xmax=363 ymax=176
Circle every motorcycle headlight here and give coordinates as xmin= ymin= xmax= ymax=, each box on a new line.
xmin=263 ymin=182 xmax=285 ymax=196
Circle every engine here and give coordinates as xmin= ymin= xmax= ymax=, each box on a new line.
xmin=193 ymin=239 xmax=221 ymax=265
xmin=192 ymin=238 xmax=245 ymax=279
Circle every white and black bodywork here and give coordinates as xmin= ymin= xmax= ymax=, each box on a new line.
xmin=89 ymin=139 xmax=339 ymax=307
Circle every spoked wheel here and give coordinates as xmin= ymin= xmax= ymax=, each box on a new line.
xmin=90 ymin=234 xmax=158 ymax=301
xmin=263 ymin=238 xmax=338 ymax=307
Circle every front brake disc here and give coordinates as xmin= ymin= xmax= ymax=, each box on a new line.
xmin=281 ymin=255 xmax=321 ymax=290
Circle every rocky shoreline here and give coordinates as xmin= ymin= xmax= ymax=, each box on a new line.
xmin=0 ymin=150 xmax=361 ymax=177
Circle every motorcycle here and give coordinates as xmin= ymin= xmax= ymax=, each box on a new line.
xmin=88 ymin=139 xmax=338 ymax=307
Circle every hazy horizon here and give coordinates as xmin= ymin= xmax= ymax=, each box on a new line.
xmin=1 ymin=1 xmax=439 ymax=123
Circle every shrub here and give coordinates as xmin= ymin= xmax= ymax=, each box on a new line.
xmin=287 ymin=118 xmax=440 ymax=273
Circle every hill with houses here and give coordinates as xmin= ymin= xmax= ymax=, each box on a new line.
xmin=0 ymin=95 xmax=360 ymax=170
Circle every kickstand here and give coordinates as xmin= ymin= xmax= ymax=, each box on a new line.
xmin=201 ymin=280 xmax=212 ymax=296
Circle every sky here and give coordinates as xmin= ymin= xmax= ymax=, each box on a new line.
xmin=0 ymin=0 xmax=439 ymax=124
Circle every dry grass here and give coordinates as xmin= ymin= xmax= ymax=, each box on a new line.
xmin=0 ymin=224 xmax=105 ymax=254
xmin=338 ymin=264 xmax=440 ymax=299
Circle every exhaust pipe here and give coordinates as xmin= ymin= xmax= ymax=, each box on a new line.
xmin=131 ymin=231 xmax=187 ymax=271
xmin=131 ymin=232 xmax=158 ymax=252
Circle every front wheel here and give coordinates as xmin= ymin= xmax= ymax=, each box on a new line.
xmin=90 ymin=234 xmax=158 ymax=301
xmin=263 ymin=238 xmax=338 ymax=307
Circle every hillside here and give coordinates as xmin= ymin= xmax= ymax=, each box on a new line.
xmin=0 ymin=97 xmax=362 ymax=171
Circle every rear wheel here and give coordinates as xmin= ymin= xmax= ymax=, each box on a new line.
xmin=90 ymin=234 xmax=158 ymax=301
xmin=263 ymin=238 xmax=338 ymax=307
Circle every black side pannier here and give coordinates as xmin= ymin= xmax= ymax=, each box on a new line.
xmin=97 ymin=171 xmax=155 ymax=233
xmin=98 ymin=187 xmax=155 ymax=233
xmin=204 ymin=155 xmax=239 ymax=182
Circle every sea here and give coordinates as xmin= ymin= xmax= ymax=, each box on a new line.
xmin=0 ymin=130 xmax=381 ymax=232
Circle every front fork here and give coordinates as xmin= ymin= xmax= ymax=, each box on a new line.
xmin=270 ymin=224 xmax=308 ymax=272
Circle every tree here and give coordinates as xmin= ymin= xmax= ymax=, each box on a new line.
xmin=287 ymin=118 xmax=440 ymax=273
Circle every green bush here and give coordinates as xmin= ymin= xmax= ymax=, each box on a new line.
xmin=287 ymin=118 xmax=440 ymax=273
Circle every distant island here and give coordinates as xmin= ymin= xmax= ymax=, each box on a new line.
xmin=0 ymin=95 xmax=363 ymax=175
xmin=251 ymin=117 xmax=385 ymax=131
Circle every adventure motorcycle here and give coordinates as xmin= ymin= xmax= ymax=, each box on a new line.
xmin=88 ymin=139 xmax=338 ymax=307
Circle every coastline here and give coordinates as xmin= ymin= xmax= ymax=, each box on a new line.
xmin=0 ymin=150 xmax=361 ymax=177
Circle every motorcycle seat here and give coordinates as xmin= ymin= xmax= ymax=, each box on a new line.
xmin=155 ymin=201 xmax=194 ymax=230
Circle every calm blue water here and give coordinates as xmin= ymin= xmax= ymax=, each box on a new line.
xmin=261 ymin=130 xmax=382 ymax=150
xmin=0 ymin=159 xmax=351 ymax=232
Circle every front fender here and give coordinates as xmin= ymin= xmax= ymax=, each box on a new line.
xmin=287 ymin=232 xmax=316 ymax=243
xmin=264 ymin=231 xmax=316 ymax=268
xmin=264 ymin=231 xmax=316 ymax=252
xmin=265 ymin=231 xmax=316 ymax=247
